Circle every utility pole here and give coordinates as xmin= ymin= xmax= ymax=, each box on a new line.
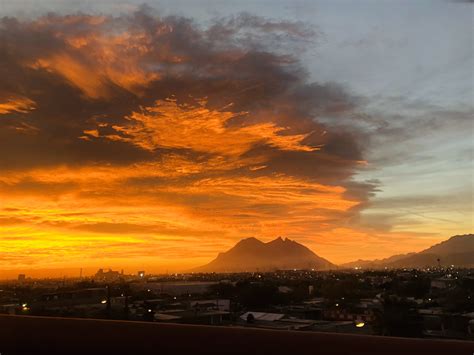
xmin=123 ymin=282 xmax=129 ymax=320
xmin=106 ymin=284 xmax=111 ymax=319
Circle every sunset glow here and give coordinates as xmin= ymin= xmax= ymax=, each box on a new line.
xmin=0 ymin=2 xmax=472 ymax=279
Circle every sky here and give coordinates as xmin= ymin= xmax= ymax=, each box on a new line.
xmin=0 ymin=0 xmax=472 ymax=278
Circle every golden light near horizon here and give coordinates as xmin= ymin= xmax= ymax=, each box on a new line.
xmin=0 ymin=4 xmax=472 ymax=279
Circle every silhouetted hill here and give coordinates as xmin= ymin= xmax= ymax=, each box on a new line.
xmin=340 ymin=253 xmax=416 ymax=269
xmin=342 ymin=234 xmax=474 ymax=269
xmin=194 ymin=237 xmax=335 ymax=272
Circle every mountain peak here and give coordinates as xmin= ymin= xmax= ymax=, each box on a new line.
xmin=448 ymin=234 xmax=473 ymax=241
xmin=268 ymin=236 xmax=285 ymax=244
xmin=420 ymin=234 xmax=474 ymax=255
xmin=268 ymin=236 xmax=294 ymax=244
xmin=236 ymin=237 xmax=264 ymax=245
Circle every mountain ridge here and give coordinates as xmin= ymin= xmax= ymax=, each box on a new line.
xmin=341 ymin=234 xmax=474 ymax=269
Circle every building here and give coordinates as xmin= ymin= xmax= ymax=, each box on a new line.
xmin=190 ymin=299 xmax=230 ymax=312
xmin=131 ymin=281 xmax=218 ymax=296
xmin=239 ymin=312 xmax=314 ymax=331
xmin=420 ymin=309 xmax=473 ymax=340
xmin=430 ymin=278 xmax=455 ymax=290
xmin=94 ymin=268 xmax=121 ymax=282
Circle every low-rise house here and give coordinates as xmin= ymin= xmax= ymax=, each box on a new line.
xmin=239 ymin=312 xmax=313 ymax=331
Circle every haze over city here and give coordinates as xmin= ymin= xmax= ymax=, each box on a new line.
xmin=0 ymin=0 xmax=472 ymax=279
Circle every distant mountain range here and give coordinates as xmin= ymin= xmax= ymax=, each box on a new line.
xmin=194 ymin=234 xmax=474 ymax=273
xmin=193 ymin=237 xmax=335 ymax=273
xmin=341 ymin=234 xmax=474 ymax=269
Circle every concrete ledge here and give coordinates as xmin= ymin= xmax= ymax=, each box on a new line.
xmin=1 ymin=315 xmax=473 ymax=355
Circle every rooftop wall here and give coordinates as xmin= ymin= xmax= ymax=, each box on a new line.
xmin=1 ymin=315 xmax=472 ymax=355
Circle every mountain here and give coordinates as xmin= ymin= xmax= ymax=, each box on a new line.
xmin=194 ymin=237 xmax=336 ymax=273
xmin=340 ymin=253 xmax=416 ymax=269
xmin=342 ymin=234 xmax=474 ymax=269
xmin=195 ymin=234 xmax=473 ymax=273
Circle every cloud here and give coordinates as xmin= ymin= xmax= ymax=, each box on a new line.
xmin=97 ymin=98 xmax=319 ymax=155
xmin=0 ymin=7 xmax=439 ymax=271
xmin=0 ymin=10 xmax=361 ymax=171
xmin=0 ymin=96 xmax=36 ymax=114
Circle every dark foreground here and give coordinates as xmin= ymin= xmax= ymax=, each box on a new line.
xmin=1 ymin=315 xmax=472 ymax=355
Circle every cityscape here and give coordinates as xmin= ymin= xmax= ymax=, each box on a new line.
xmin=2 ymin=235 xmax=473 ymax=342
xmin=1 ymin=267 xmax=473 ymax=340
xmin=0 ymin=0 xmax=473 ymax=354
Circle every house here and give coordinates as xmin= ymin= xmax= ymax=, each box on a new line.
xmin=239 ymin=312 xmax=314 ymax=331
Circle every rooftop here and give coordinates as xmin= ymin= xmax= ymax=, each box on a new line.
xmin=1 ymin=315 xmax=472 ymax=355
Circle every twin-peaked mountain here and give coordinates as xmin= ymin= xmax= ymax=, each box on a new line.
xmin=194 ymin=237 xmax=335 ymax=273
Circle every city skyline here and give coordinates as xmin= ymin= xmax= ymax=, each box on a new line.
xmin=0 ymin=0 xmax=472 ymax=278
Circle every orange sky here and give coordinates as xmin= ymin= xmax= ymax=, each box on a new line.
xmin=0 ymin=11 xmax=469 ymax=279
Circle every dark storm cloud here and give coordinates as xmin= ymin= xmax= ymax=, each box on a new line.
xmin=0 ymin=8 xmax=363 ymax=177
